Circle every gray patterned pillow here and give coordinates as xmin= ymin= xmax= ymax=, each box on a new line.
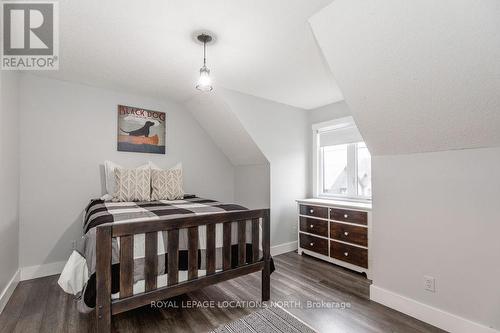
xmin=113 ymin=168 xmax=151 ymax=202
xmin=151 ymin=168 xmax=184 ymax=200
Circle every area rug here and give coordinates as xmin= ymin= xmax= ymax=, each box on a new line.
xmin=209 ymin=306 xmax=317 ymax=333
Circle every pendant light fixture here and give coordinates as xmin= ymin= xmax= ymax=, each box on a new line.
xmin=196 ymin=33 xmax=213 ymax=92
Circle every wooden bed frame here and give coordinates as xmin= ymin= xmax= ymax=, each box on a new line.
xmin=95 ymin=209 xmax=271 ymax=332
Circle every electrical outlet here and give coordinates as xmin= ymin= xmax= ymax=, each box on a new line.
xmin=424 ymin=275 xmax=436 ymax=292
xmin=71 ymin=240 xmax=76 ymax=250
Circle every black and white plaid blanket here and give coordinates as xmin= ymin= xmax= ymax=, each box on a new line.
xmin=59 ymin=196 xmax=273 ymax=313
xmin=83 ymin=196 xmax=247 ymax=233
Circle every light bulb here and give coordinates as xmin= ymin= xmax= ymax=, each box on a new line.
xmin=196 ymin=66 xmax=213 ymax=92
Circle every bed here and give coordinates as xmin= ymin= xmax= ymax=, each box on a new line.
xmin=58 ymin=196 xmax=271 ymax=332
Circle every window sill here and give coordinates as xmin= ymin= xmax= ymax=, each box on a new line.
xmin=296 ymin=197 xmax=372 ymax=211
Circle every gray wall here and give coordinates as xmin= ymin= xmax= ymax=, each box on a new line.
xmin=234 ymin=164 xmax=270 ymax=210
xmin=0 ymin=72 xmax=20 ymax=295
xmin=220 ymin=89 xmax=308 ymax=247
xmin=183 ymin=94 xmax=270 ymax=212
xmin=372 ymin=147 xmax=500 ymax=329
xmin=18 ymin=75 xmax=235 ymax=268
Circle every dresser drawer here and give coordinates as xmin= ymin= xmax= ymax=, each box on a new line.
xmin=330 ymin=222 xmax=368 ymax=247
xmin=299 ymin=205 xmax=328 ymax=219
xmin=329 ymin=208 xmax=367 ymax=225
xmin=330 ymin=241 xmax=368 ymax=268
xmin=300 ymin=217 xmax=328 ymax=237
xmin=299 ymin=233 xmax=328 ymax=256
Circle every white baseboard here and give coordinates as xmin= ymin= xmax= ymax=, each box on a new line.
xmin=271 ymin=241 xmax=298 ymax=256
xmin=20 ymin=261 xmax=66 ymax=281
xmin=370 ymin=285 xmax=499 ymax=333
xmin=0 ymin=269 xmax=20 ymax=314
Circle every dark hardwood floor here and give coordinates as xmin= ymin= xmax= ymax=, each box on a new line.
xmin=0 ymin=252 xmax=445 ymax=333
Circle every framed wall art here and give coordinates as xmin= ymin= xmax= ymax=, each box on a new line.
xmin=117 ymin=105 xmax=166 ymax=154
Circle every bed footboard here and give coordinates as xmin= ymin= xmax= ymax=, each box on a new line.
xmin=95 ymin=209 xmax=270 ymax=332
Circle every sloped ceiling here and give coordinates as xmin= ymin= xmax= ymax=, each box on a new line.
xmin=35 ymin=0 xmax=341 ymax=110
xmin=310 ymin=0 xmax=500 ymax=155
xmin=184 ymin=93 xmax=268 ymax=166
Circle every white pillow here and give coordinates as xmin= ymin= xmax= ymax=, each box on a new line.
xmin=149 ymin=161 xmax=182 ymax=171
xmin=102 ymin=161 xmax=149 ymax=200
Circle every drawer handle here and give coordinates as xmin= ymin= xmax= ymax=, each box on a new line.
xmin=344 ymin=252 xmax=349 ymax=256
xmin=344 ymin=231 xmax=349 ymax=236
xmin=344 ymin=214 xmax=349 ymax=218
xmin=309 ymin=209 xmax=314 ymax=214
xmin=310 ymin=242 xmax=314 ymax=246
xmin=310 ymin=224 xmax=314 ymax=228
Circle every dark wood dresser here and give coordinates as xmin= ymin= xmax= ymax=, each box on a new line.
xmin=297 ymin=199 xmax=371 ymax=277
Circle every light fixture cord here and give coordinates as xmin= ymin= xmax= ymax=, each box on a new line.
xmin=203 ymin=38 xmax=207 ymax=67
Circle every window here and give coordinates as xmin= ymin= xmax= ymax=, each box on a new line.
xmin=313 ymin=117 xmax=372 ymax=201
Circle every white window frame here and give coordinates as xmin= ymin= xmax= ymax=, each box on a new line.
xmin=312 ymin=117 xmax=371 ymax=202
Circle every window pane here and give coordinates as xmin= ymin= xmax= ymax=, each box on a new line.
xmin=322 ymin=144 xmax=348 ymax=195
xmin=357 ymin=142 xmax=372 ymax=197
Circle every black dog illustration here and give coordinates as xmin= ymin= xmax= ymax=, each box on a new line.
xmin=120 ymin=121 xmax=155 ymax=137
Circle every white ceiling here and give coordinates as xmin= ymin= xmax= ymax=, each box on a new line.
xmin=37 ymin=0 xmax=342 ymax=110
xmin=310 ymin=0 xmax=500 ymax=155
